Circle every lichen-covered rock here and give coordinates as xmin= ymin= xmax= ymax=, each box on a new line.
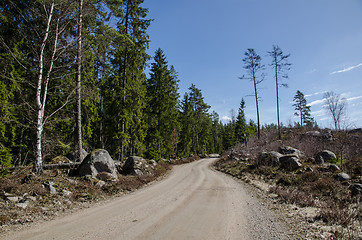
xmin=78 ymin=149 xmax=118 ymax=180
xmin=315 ymin=150 xmax=336 ymax=164
xmin=279 ymin=155 xmax=302 ymax=171
xmin=258 ymin=151 xmax=283 ymax=166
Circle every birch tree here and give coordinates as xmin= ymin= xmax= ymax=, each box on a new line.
xmin=324 ymin=91 xmax=347 ymax=130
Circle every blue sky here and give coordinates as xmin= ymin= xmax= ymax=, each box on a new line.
xmin=142 ymin=0 xmax=362 ymax=128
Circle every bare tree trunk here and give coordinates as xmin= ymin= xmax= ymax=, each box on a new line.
xmin=275 ymin=61 xmax=281 ymax=139
xmin=75 ymin=0 xmax=83 ymax=162
xmin=253 ymin=70 xmax=260 ymax=139
xmin=34 ymin=2 xmax=55 ymax=174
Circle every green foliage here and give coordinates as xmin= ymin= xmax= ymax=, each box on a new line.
xmin=293 ymin=90 xmax=314 ymax=127
xmin=145 ymin=48 xmax=179 ymax=159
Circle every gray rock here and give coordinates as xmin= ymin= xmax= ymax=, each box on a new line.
xmin=279 ymin=146 xmax=304 ymax=158
xmin=123 ymin=156 xmax=153 ymax=176
xmin=43 ymin=182 xmax=57 ymax=194
xmin=336 ymin=172 xmax=350 ymax=181
xmin=66 ymin=148 xmax=88 ymax=162
xmin=6 ymin=196 xmax=20 ymax=202
xmin=315 ymin=150 xmax=336 ymax=164
xmin=305 ymin=131 xmax=322 ymax=137
xmin=279 ymin=155 xmax=302 ymax=171
xmin=78 ymin=149 xmax=118 ymax=180
xmin=258 ymin=151 xmax=283 ymax=166
xmin=25 ymin=195 xmax=37 ymax=201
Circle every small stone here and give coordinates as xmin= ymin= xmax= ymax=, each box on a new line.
xmin=95 ymin=180 xmax=105 ymax=188
xmin=26 ymin=196 xmax=37 ymax=201
xmin=328 ymin=164 xmax=340 ymax=172
xmin=62 ymin=189 xmax=72 ymax=198
xmin=43 ymin=182 xmax=57 ymax=194
xmin=16 ymin=201 xmax=29 ymax=209
xmin=6 ymin=196 xmax=19 ymax=202
xmin=336 ymin=173 xmax=350 ymax=181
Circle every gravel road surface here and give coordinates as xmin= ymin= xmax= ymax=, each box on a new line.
xmin=4 ymin=158 xmax=296 ymax=240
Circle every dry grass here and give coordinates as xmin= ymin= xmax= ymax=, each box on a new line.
xmin=216 ymin=127 xmax=362 ymax=239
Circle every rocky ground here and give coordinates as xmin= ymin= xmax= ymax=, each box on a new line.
xmin=214 ymin=128 xmax=362 ymax=240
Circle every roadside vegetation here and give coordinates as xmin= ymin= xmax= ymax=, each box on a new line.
xmin=215 ymin=126 xmax=361 ymax=239
xmin=0 ymin=155 xmax=203 ymax=232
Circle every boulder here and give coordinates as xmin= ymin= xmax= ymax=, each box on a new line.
xmin=78 ymin=149 xmax=118 ymax=180
xmin=336 ymin=172 xmax=350 ymax=181
xmin=122 ymin=156 xmax=153 ymax=176
xmin=315 ymin=150 xmax=336 ymax=164
xmin=258 ymin=151 xmax=283 ymax=166
xmin=279 ymin=146 xmax=304 ymax=158
xmin=304 ymin=129 xmax=333 ymax=141
xmin=279 ymin=155 xmax=302 ymax=171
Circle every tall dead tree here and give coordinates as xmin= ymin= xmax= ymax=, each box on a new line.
xmin=324 ymin=91 xmax=347 ymax=130
xmin=268 ymin=45 xmax=291 ymax=139
xmin=241 ymin=49 xmax=265 ymax=139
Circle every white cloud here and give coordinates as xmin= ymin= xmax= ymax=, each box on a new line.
xmin=330 ymin=63 xmax=362 ymax=75
xmin=346 ymin=95 xmax=362 ymax=102
xmin=221 ymin=116 xmax=231 ymax=123
xmin=305 ymin=91 xmax=326 ymax=98
xmin=308 ymin=99 xmax=325 ymax=106
xmin=311 ymin=109 xmax=326 ymax=117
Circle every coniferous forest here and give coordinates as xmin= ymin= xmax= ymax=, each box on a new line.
xmin=0 ymin=0 xmax=257 ymax=175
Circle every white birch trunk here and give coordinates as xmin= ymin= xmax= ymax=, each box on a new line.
xmin=34 ymin=2 xmax=55 ymax=174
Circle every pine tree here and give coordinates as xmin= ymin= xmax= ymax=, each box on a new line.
xmin=293 ymin=90 xmax=313 ymax=127
xmin=268 ymin=45 xmax=291 ymax=139
xmin=241 ymin=49 xmax=265 ymax=139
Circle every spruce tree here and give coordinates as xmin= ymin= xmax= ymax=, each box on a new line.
xmin=235 ymin=98 xmax=247 ymax=143
xmin=145 ymin=48 xmax=179 ymax=160
xmin=103 ymin=0 xmax=150 ymax=160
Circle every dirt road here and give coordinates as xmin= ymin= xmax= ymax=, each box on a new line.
xmin=4 ymin=158 xmax=295 ymax=240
